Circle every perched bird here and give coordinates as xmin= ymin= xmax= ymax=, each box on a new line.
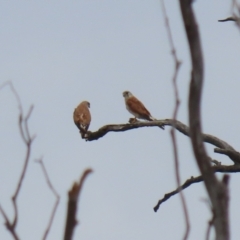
xmin=73 ymin=101 xmax=91 ymax=138
xmin=123 ymin=90 xmax=164 ymax=129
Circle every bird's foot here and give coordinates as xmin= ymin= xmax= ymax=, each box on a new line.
xmin=129 ymin=118 xmax=138 ymax=124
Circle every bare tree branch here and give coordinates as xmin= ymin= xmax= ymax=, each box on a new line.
xmin=86 ymin=119 xmax=234 ymax=149
xmin=154 ymin=164 xmax=238 ymax=212
xmin=85 ymin=120 xmax=165 ymax=141
xmin=180 ymin=1 xmax=229 ymax=239
xmin=218 ymin=1 xmax=240 ymax=28
xmin=214 ymin=148 xmax=240 ymax=165
xmin=218 ymin=17 xmax=237 ymax=22
xmin=0 ymin=205 xmax=19 ymax=240
xmin=64 ymin=169 xmax=93 ymax=240
xmin=0 ymin=81 xmax=23 ymax=113
xmin=12 ymin=105 xmax=35 ymax=229
xmin=161 ymin=1 xmax=189 ymax=239
xmin=35 ymin=159 xmax=60 ymax=240
xmin=0 ymin=81 xmax=35 ymax=239
xmin=154 ymin=175 xmax=203 ymax=212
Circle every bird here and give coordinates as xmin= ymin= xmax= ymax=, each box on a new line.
xmin=122 ymin=91 xmax=164 ymax=129
xmin=73 ymin=101 xmax=91 ymax=138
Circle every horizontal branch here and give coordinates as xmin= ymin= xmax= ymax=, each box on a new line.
xmin=86 ymin=119 xmax=235 ymax=150
xmin=153 ymin=164 xmax=240 ymax=212
xmin=218 ymin=17 xmax=236 ymax=22
xmin=86 ymin=120 xmax=165 ymax=141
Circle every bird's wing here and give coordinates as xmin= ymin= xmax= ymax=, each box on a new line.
xmin=127 ymin=96 xmax=152 ymax=120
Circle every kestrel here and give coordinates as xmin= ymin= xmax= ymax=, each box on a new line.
xmin=73 ymin=101 xmax=91 ymax=138
xmin=123 ymin=91 xmax=164 ymax=129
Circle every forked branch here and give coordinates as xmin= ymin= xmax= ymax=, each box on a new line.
xmin=154 ymin=164 xmax=240 ymax=212
xmin=0 ymin=81 xmax=35 ymax=239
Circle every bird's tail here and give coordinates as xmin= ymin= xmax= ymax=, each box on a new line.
xmin=149 ymin=116 xmax=164 ymax=130
xmin=149 ymin=116 xmax=157 ymax=121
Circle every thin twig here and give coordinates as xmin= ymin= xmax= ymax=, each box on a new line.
xmin=160 ymin=1 xmax=189 ymax=239
xmin=24 ymin=106 xmax=34 ymax=141
xmin=154 ymin=175 xmax=203 ymax=212
xmin=0 ymin=205 xmax=20 ymax=240
xmin=0 ymin=81 xmax=34 ymax=238
xmin=64 ymin=168 xmax=93 ymax=240
xmin=35 ymin=159 xmax=60 ymax=240
xmin=12 ymin=106 xmax=34 ymax=228
xmin=0 ymin=81 xmax=23 ymax=113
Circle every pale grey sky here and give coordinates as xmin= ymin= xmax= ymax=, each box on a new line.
xmin=0 ymin=0 xmax=240 ymax=239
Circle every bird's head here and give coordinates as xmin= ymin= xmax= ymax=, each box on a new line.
xmin=122 ymin=91 xmax=133 ymax=99
xmin=82 ymin=101 xmax=90 ymax=108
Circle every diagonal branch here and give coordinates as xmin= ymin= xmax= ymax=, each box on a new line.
xmin=35 ymin=159 xmax=60 ymax=240
xmin=154 ymin=164 xmax=240 ymax=212
xmin=64 ymin=168 xmax=93 ymax=240
xmin=154 ymin=175 xmax=203 ymax=212
xmin=0 ymin=205 xmax=20 ymax=240
xmin=0 ymin=81 xmax=23 ymax=113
